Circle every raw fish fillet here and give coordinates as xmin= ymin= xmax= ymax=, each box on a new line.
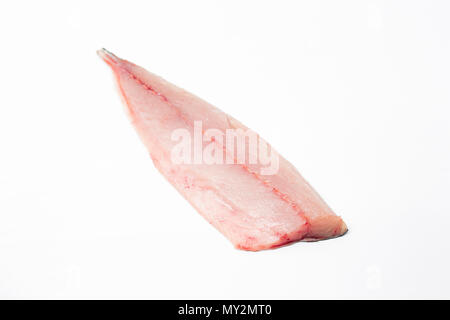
xmin=98 ymin=49 xmax=347 ymax=251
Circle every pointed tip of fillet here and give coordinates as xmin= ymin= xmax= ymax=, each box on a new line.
xmin=97 ymin=48 xmax=121 ymax=66
xmin=340 ymin=219 xmax=348 ymax=236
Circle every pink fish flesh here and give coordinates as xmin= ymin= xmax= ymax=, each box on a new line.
xmin=98 ymin=49 xmax=347 ymax=251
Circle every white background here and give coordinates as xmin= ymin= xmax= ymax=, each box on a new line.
xmin=0 ymin=0 xmax=449 ymax=299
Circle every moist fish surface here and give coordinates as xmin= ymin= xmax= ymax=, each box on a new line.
xmin=98 ymin=49 xmax=347 ymax=251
